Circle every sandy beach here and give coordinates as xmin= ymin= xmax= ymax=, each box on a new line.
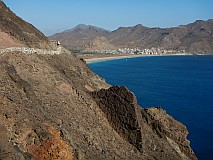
xmin=84 ymin=53 xmax=190 ymax=64
xmin=85 ymin=55 xmax=143 ymax=63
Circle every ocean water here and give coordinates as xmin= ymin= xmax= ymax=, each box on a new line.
xmin=89 ymin=56 xmax=213 ymax=160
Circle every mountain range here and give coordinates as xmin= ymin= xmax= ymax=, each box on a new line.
xmin=0 ymin=1 xmax=197 ymax=159
xmin=50 ymin=20 xmax=213 ymax=54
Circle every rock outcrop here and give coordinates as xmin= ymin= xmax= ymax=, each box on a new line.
xmin=141 ymin=107 xmax=197 ymax=160
xmin=0 ymin=1 xmax=198 ymax=160
xmin=92 ymin=86 xmax=197 ymax=160
xmin=92 ymin=86 xmax=143 ymax=151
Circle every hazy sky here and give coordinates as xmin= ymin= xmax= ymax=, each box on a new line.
xmin=3 ymin=0 xmax=213 ymax=35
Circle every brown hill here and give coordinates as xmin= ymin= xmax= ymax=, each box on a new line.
xmin=51 ymin=20 xmax=213 ymax=54
xmin=49 ymin=24 xmax=110 ymax=50
xmin=0 ymin=1 xmax=197 ymax=159
xmin=108 ymin=20 xmax=213 ymax=54
xmin=0 ymin=51 xmax=197 ymax=160
xmin=0 ymin=1 xmax=50 ymax=49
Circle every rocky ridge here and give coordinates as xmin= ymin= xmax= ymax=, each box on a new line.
xmin=0 ymin=1 xmax=197 ymax=160
xmin=50 ymin=20 xmax=213 ymax=54
xmin=107 ymin=20 xmax=213 ymax=54
xmin=0 ymin=1 xmax=51 ymax=49
xmin=50 ymin=24 xmax=109 ymax=50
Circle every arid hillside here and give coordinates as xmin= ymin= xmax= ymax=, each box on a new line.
xmin=107 ymin=20 xmax=213 ymax=54
xmin=0 ymin=1 xmax=50 ymax=49
xmin=49 ymin=24 xmax=110 ymax=50
xmin=0 ymin=1 xmax=197 ymax=159
xmin=0 ymin=51 xmax=197 ymax=160
xmin=50 ymin=20 xmax=213 ymax=54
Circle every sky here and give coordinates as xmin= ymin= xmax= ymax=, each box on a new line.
xmin=3 ymin=0 xmax=213 ymax=36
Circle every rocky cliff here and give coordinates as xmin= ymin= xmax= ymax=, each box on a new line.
xmin=92 ymin=86 xmax=197 ymax=160
xmin=0 ymin=1 xmax=197 ymax=159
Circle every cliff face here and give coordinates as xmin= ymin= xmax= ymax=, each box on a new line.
xmin=0 ymin=1 xmax=197 ymax=160
xmin=92 ymin=86 xmax=143 ymax=151
xmin=141 ymin=108 xmax=197 ymax=160
xmin=92 ymin=86 xmax=197 ymax=160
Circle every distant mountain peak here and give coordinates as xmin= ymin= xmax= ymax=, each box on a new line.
xmin=74 ymin=24 xmax=92 ymax=30
xmin=134 ymin=24 xmax=144 ymax=28
xmin=133 ymin=24 xmax=148 ymax=30
xmin=115 ymin=24 xmax=147 ymax=31
xmin=49 ymin=24 xmax=111 ymax=48
xmin=63 ymin=24 xmax=110 ymax=33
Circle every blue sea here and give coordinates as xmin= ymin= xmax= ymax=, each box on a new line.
xmin=89 ymin=56 xmax=213 ymax=160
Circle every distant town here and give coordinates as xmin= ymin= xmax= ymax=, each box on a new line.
xmin=82 ymin=47 xmax=187 ymax=56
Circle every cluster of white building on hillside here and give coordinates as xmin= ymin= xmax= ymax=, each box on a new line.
xmin=85 ymin=47 xmax=186 ymax=55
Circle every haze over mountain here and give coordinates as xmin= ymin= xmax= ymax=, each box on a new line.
xmin=0 ymin=1 xmax=197 ymax=159
xmin=50 ymin=20 xmax=213 ymax=54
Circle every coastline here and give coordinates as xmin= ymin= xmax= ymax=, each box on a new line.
xmin=84 ymin=53 xmax=192 ymax=64
xmin=85 ymin=54 xmax=144 ymax=64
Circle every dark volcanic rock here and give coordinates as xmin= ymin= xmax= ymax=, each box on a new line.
xmin=92 ymin=86 xmax=143 ymax=151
